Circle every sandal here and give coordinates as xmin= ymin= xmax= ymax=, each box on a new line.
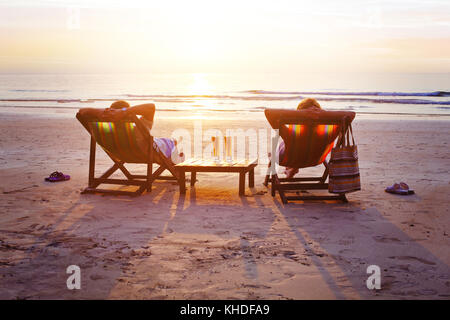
xmin=399 ymin=182 xmax=415 ymax=195
xmin=45 ymin=171 xmax=70 ymax=182
xmin=385 ymin=182 xmax=414 ymax=195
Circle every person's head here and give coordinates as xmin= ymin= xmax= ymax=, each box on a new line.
xmin=297 ymin=98 xmax=321 ymax=110
xmin=110 ymin=100 xmax=130 ymax=110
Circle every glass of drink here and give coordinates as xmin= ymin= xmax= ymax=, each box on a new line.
xmin=212 ymin=136 xmax=219 ymax=162
xmin=224 ymin=136 xmax=232 ymax=162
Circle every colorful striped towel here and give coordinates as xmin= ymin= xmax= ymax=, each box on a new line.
xmin=278 ymin=124 xmax=340 ymax=168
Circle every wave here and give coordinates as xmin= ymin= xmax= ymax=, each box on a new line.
xmin=2 ymin=87 xmax=450 ymax=107
xmin=2 ymin=95 xmax=449 ymax=105
xmin=306 ymin=97 xmax=450 ymax=105
xmin=124 ymin=93 xmax=450 ymax=104
xmin=1 ymin=104 xmax=448 ymax=118
xmin=243 ymin=90 xmax=450 ymax=97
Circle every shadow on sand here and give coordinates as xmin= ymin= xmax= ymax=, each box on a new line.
xmin=1 ymin=180 xmax=448 ymax=299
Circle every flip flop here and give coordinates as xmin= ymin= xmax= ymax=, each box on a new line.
xmin=45 ymin=171 xmax=70 ymax=182
xmin=399 ymin=182 xmax=415 ymax=195
xmin=385 ymin=183 xmax=413 ymax=195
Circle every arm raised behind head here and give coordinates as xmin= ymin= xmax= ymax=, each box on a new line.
xmin=125 ymin=103 xmax=156 ymax=122
xmin=77 ymin=103 xmax=157 ymax=125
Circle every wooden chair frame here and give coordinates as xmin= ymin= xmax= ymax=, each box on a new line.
xmin=76 ymin=113 xmax=179 ymax=197
xmin=264 ymin=118 xmax=350 ymax=203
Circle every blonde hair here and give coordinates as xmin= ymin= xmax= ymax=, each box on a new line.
xmin=297 ymin=98 xmax=321 ymax=110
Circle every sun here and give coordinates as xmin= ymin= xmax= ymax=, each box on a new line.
xmin=188 ymin=73 xmax=213 ymax=96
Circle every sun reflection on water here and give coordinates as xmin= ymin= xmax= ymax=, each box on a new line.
xmin=186 ymin=73 xmax=217 ymax=112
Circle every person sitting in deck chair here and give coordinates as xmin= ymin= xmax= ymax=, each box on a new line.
xmin=263 ymin=101 xmax=355 ymax=202
xmin=266 ymin=98 xmax=322 ymax=178
xmin=78 ymin=101 xmax=185 ymax=164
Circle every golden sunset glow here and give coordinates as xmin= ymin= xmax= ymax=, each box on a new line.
xmin=1 ymin=0 xmax=449 ymax=74
xmin=188 ymin=74 xmax=214 ymax=96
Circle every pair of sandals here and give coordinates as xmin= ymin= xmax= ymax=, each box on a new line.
xmin=385 ymin=182 xmax=414 ymax=195
xmin=45 ymin=171 xmax=70 ymax=182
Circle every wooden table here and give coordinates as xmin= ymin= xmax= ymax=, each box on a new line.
xmin=176 ymin=158 xmax=258 ymax=196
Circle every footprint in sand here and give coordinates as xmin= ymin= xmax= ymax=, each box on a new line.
xmin=388 ymin=256 xmax=436 ymax=265
xmin=373 ymin=236 xmax=402 ymax=243
xmin=418 ymin=289 xmax=438 ymax=296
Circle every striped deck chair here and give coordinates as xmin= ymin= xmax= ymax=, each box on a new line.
xmin=264 ymin=108 xmax=356 ymax=203
xmin=76 ymin=112 xmax=179 ymax=196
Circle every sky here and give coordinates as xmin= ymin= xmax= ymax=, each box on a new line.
xmin=0 ymin=0 xmax=449 ymax=74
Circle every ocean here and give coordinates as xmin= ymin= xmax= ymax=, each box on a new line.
xmin=0 ymin=72 xmax=449 ymax=118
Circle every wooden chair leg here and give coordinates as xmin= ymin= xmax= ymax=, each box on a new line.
xmin=263 ymin=160 xmax=271 ymax=186
xmin=263 ymin=174 xmax=270 ymax=187
xmin=271 ymin=174 xmax=287 ymax=203
xmin=88 ymin=136 xmax=96 ymax=188
xmin=116 ymin=161 xmax=133 ymax=180
xmin=271 ymin=174 xmax=277 ymax=197
xmin=321 ymin=161 xmax=329 ymax=183
xmin=147 ymin=162 xmax=152 ymax=192
xmin=91 ymin=164 xmax=119 ymax=188
xmin=150 ymin=165 xmax=166 ymax=183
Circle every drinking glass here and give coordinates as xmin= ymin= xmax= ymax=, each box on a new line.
xmin=224 ymin=136 xmax=232 ymax=162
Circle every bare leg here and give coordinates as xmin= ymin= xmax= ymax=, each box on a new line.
xmin=284 ymin=167 xmax=299 ymax=179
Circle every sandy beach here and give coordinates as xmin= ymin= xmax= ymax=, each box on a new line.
xmin=0 ymin=111 xmax=449 ymax=300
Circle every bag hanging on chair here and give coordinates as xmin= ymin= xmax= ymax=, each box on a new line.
xmin=328 ymin=123 xmax=361 ymax=194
